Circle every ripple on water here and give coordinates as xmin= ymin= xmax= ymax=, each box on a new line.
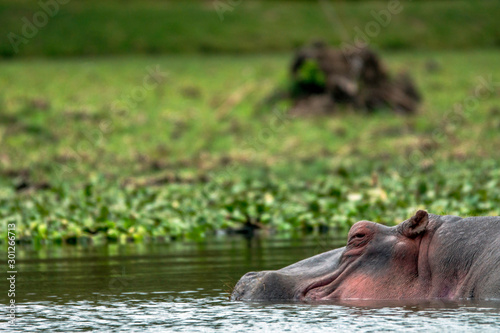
xmin=5 ymin=239 xmax=500 ymax=332
xmin=5 ymin=293 xmax=500 ymax=332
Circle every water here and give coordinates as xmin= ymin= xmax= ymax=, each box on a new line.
xmin=3 ymin=236 xmax=500 ymax=332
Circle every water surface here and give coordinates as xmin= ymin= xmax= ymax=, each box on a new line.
xmin=3 ymin=236 xmax=500 ymax=332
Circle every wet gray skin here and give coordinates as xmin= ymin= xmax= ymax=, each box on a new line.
xmin=231 ymin=247 xmax=345 ymax=301
xmin=231 ymin=211 xmax=500 ymax=301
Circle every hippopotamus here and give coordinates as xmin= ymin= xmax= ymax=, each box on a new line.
xmin=232 ymin=211 xmax=500 ymax=301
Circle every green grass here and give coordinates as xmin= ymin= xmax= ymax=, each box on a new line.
xmin=1 ymin=50 xmax=500 ymax=243
xmin=0 ymin=0 xmax=499 ymax=57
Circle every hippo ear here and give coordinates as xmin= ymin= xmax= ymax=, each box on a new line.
xmin=399 ymin=210 xmax=429 ymax=238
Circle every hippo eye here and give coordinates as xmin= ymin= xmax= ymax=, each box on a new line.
xmin=348 ymin=232 xmax=367 ymax=244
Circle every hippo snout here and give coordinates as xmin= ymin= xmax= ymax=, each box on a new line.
xmin=232 ymin=270 xmax=305 ymax=301
xmin=231 ymin=248 xmax=345 ymax=301
xmin=231 ymin=271 xmax=265 ymax=301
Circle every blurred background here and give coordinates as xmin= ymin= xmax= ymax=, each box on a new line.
xmin=1 ymin=0 xmax=500 ymax=244
xmin=2 ymin=1 xmax=500 ymax=331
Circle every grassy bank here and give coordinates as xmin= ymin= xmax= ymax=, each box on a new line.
xmin=1 ymin=50 xmax=500 ymax=243
xmin=0 ymin=0 xmax=499 ymax=57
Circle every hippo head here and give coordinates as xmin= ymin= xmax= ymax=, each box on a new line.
xmin=232 ymin=210 xmax=433 ymax=301
xmin=303 ymin=210 xmax=430 ymax=300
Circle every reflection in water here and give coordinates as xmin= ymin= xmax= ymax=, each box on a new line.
xmin=2 ymin=235 xmax=500 ymax=332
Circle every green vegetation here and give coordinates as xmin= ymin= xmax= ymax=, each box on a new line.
xmin=1 ymin=50 xmax=500 ymax=243
xmin=0 ymin=0 xmax=499 ymax=57
xmin=292 ymin=59 xmax=327 ymax=96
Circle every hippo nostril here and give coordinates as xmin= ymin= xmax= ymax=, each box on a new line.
xmin=231 ymin=271 xmax=264 ymax=300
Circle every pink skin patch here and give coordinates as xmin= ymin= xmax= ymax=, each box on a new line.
xmin=304 ymin=222 xmax=427 ymax=300
xmin=306 ymin=273 xmax=383 ymax=300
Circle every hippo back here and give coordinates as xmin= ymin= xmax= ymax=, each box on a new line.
xmin=429 ymin=215 xmax=500 ymax=299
